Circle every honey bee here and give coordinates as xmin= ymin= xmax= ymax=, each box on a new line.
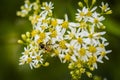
xmin=39 ymin=41 xmax=52 ymax=52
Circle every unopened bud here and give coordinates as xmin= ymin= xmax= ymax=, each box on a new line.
xmin=84 ymin=0 xmax=88 ymax=4
xmin=26 ymin=32 xmax=30 ymax=38
xmin=44 ymin=62 xmax=49 ymax=67
xmin=92 ymin=0 xmax=96 ymax=5
xmin=86 ymin=72 xmax=92 ymax=78
xmin=26 ymin=38 xmax=31 ymax=43
xmin=18 ymin=40 xmax=23 ymax=44
xmin=78 ymin=2 xmax=83 ymax=7
xmin=106 ymin=10 xmax=112 ymax=14
xmin=21 ymin=34 xmax=27 ymax=40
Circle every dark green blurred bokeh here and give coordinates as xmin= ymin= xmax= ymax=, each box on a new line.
xmin=0 ymin=0 xmax=120 ymax=80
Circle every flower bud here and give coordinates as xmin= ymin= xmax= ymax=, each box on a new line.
xmin=84 ymin=0 xmax=88 ymax=4
xmin=86 ymin=72 xmax=92 ymax=78
xmin=21 ymin=34 xmax=27 ymax=40
xmin=106 ymin=10 xmax=112 ymax=14
xmin=18 ymin=40 xmax=23 ymax=44
xmin=26 ymin=32 xmax=31 ymax=38
xmin=78 ymin=2 xmax=83 ymax=7
xmin=44 ymin=62 xmax=49 ymax=67
xmin=92 ymin=0 xmax=96 ymax=5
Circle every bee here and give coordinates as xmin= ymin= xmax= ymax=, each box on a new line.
xmin=39 ymin=41 xmax=52 ymax=52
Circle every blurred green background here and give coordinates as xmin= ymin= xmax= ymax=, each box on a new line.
xmin=0 ymin=0 xmax=120 ymax=80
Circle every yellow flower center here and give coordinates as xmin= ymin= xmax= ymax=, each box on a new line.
xmin=80 ymin=12 xmax=85 ymax=16
xmin=39 ymin=32 xmax=46 ymax=39
xmin=79 ymin=48 xmax=86 ymax=56
xmin=27 ymin=57 xmax=32 ymax=63
xmin=54 ymin=49 xmax=59 ymax=55
xmin=99 ymin=44 xmax=104 ymax=48
xmin=31 ymin=30 xmax=38 ymax=37
xmin=24 ymin=50 xmax=29 ymax=55
xmin=86 ymin=11 xmax=92 ymax=17
xmin=102 ymin=5 xmax=107 ymax=11
xmin=31 ymin=15 xmax=40 ymax=25
xmin=41 ymin=26 xmax=46 ymax=30
xmin=51 ymin=19 xmax=57 ymax=27
xmin=94 ymin=18 xmax=99 ymax=23
xmin=89 ymin=56 xmax=97 ymax=64
xmin=45 ymin=6 xmax=50 ymax=11
xmin=36 ymin=55 xmax=41 ymax=60
xmin=51 ymin=30 xmax=57 ymax=37
xmin=62 ymin=21 xmax=68 ymax=28
xmin=88 ymin=34 xmax=93 ymax=39
xmin=89 ymin=46 xmax=96 ymax=53
xmin=59 ymin=40 xmax=66 ymax=49
xmin=64 ymin=54 xmax=71 ymax=61
xmin=80 ymin=22 xmax=87 ymax=28
xmin=100 ymin=51 xmax=106 ymax=57
xmin=77 ymin=37 xmax=83 ymax=44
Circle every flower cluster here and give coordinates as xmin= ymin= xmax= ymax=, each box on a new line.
xmin=17 ymin=0 xmax=112 ymax=79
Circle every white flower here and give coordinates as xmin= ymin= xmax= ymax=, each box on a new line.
xmin=76 ymin=7 xmax=88 ymax=22
xmin=89 ymin=12 xmax=105 ymax=28
xmin=41 ymin=2 xmax=54 ymax=16
xmin=65 ymin=27 xmax=76 ymax=40
xmin=100 ymin=2 xmax=110 ymax=12
xmin=76 ymin=45 xmax=91 ymax=62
